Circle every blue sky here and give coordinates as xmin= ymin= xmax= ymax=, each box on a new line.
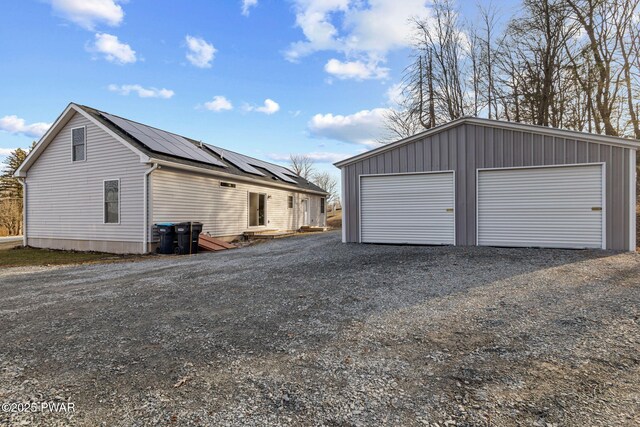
xmin=0 ymin=0 xmax=518 ymax=181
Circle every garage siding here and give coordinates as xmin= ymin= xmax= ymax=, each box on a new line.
xmin=342 ymin=123 xmax=634 ymax=250
xmin=151 ymin=168 xmax=324 ymax=238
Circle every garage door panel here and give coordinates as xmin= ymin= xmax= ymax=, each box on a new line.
xmin=360 ymin=173 xmax=455 ymax=245
xmin=477 ymin=165 xmax=604 ymax=249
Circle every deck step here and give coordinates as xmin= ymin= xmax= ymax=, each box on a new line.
xmin=249 ymin=231 xmax=297 ymax=239
xmin=298 ymin=226 xmax=328 ymax=232
xmin=198 ymin=234 xmax=237 ymax=251
xmin=243 ymin=229 xmax=279 ymax=237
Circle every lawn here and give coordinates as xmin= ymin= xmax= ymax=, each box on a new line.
xmin=0 ymin=246 xmax=142 ymax=268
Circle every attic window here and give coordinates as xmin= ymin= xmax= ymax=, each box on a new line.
xmin=71 ymin=127 xmax=86 ymax=162
xmin=220 ymin=182 xmax=236 ymax=188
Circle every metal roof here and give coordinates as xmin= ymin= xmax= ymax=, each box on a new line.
xmin=335 ymin=117 xmax=640 ymax=168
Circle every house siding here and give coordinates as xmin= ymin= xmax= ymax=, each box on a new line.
xmin=341 ymin=123 xmax=635 ymax=250
xmin=151 ymin=167 xmax=325 ymax=239
xmin=25 ymin=112 xmax=147 ymax=250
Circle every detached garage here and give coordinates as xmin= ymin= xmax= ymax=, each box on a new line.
xmin=335 ymin=118 xmax=639 ymax=251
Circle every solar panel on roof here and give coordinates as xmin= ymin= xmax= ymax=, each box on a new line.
xmin=205 ymin=144 xmax=298 ymax=184
xmin=204 ymin=144 xmax=266 ymax=176
xmin=101 ymin=113 xmax=227 ymax=168
xmin=246 ymin=157 xmax=298 ymax=184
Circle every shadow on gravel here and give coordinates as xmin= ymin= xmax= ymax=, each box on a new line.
xmin=1 ymin=231 xmax=637 ymax=426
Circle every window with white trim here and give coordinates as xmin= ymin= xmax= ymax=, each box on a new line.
xmin=288 ymin=195 xmax=293 ymax=209
xmin=72 ymin=127 xmax=86 ymax=162
xmin=104 ymin=180 xmax=119 ymax=224
xmin=320 ymin=197 xmax=325 ymax=214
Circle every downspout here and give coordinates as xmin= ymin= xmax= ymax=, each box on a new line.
xmin=18 ymin=178 xmax=26 ymax=247
xmin=143 ymin=163 xmax=159 ymax=254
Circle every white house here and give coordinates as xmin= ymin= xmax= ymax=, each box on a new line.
xmin=14 ymin=103 xmax=328 ymax=254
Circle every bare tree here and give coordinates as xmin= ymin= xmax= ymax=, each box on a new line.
xmin=564 ymin=0 xmax=639 ymax=136
xmin=383 ymin=106 xmax=424 ymax=141
xmin=416 ymin=0 xmax=470 ymax=120
xmin=385 ymin=0 xmax=640 ymax=147
xmin=312 ymin=171 xmax=338 ymax=203
xmin=0 ymin=199 xmax=22 ymax=236
xmin=289 ymin=154 xmax=315 ymax=180
xmin=478 ymin=2 xmax=500 ymax=119
xmin=618 ymin=2 xmax=640 ymax=139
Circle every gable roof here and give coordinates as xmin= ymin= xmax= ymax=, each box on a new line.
xmin=334 ymin=116 xmax=640 ymax=168
xmin=16 ymin=103 xmax=327 ymax=194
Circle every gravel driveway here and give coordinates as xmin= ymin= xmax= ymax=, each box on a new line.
xmin=1 ymin=231 xmax=639 ymax=426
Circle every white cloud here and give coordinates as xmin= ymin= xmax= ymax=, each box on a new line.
xmin=286 ymin=0 xmax=434 ymax=79
xmin=385 ymin=82 xmax=404 ymax=106
xmin=0 ymin=148 xmax=16 ymax=156
xmin=49 ymin=0 xmax=124 ymax=30
xmin=0 ymin=116 xmax=52 ymax=138
xmin=324 ymin=58 xmax=389 ymax=80
xmin=204 ymin=96 xmax=233 ymax=112
xmin=108 ymin=84 xmax=174 ymax=99
xmin=268 ymin=151 xmax=351 ymax=163
xmin=286 ymin=0 xmax=433 ymax=60
xmin=241 ymin=0 xmax=258 ymax=16
xmin=91 ymin=33 xmax=136 ymax=64
xmin=185 ymin=35 xmax=216 ymax=68
xmin=308 ymin=108 xmax=390 ymax=146
xmin=245 ymin=99 xmax=280 ymax=115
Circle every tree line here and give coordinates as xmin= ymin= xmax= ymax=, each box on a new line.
xmin=386 ymin=0 xmax=640 ymax=142
xmin=289 ymin=154 xmax=339 ymax=208
xmin=0 ymin=147 xmax=29 ymax=236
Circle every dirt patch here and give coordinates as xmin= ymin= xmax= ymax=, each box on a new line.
xmin=0 ymin=231 xmax=638 ymax=426
xmin=327 ymin=209 xmax=342 ymax=229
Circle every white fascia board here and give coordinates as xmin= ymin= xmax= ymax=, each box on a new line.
xmin=72 ymin=104 xmax=150 ymax=162
xmin=14 ymin=103 xmax=76 ymax=177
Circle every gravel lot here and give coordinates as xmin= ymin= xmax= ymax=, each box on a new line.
xmin=1 ymin=231 xmax=639 ymax=426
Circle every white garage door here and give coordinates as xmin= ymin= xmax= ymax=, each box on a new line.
xmin=477 ymin=164 xmax=604 ymax=249
xmin=360 ymin=172 xmax=455 ymax=244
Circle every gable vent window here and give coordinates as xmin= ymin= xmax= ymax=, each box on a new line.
xmin=104 ymin=180 xmax=120 ymax=224
xmin=72 ymin=127 xmax=86 ymax=162
xmin=288 ymin=195 xmax=293 ymax=209
xmin=220 ymin=182 xmax=236 ymax=188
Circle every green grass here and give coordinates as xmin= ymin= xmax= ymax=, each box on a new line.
xmin=0 ymin=246 xmax=143 ymax=268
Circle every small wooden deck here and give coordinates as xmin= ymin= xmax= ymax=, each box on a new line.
xmin=198 ymin=234 xmax=237 ymax=251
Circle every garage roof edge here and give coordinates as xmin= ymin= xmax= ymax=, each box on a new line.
xmin=334 ymin=117 xmax=640 ymax=168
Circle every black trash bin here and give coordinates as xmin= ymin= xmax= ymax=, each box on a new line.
xmin=175 ymin=222 xmax=203 ymax=255
xmin=190 ymin=222 xmax=203 ymax=254
xmin=155 ymin=223 xmax=176 ymax=254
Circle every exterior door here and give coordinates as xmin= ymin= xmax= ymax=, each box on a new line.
xmin=302 ymin=199 xmax=309 ymax=226
xmin=249 ymin=192 xmax=266 ymax=226
xmin=477 ymin=164 xmax=604 ymax=249
xmin=359 ymin=172 xmax=456 ymax=245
